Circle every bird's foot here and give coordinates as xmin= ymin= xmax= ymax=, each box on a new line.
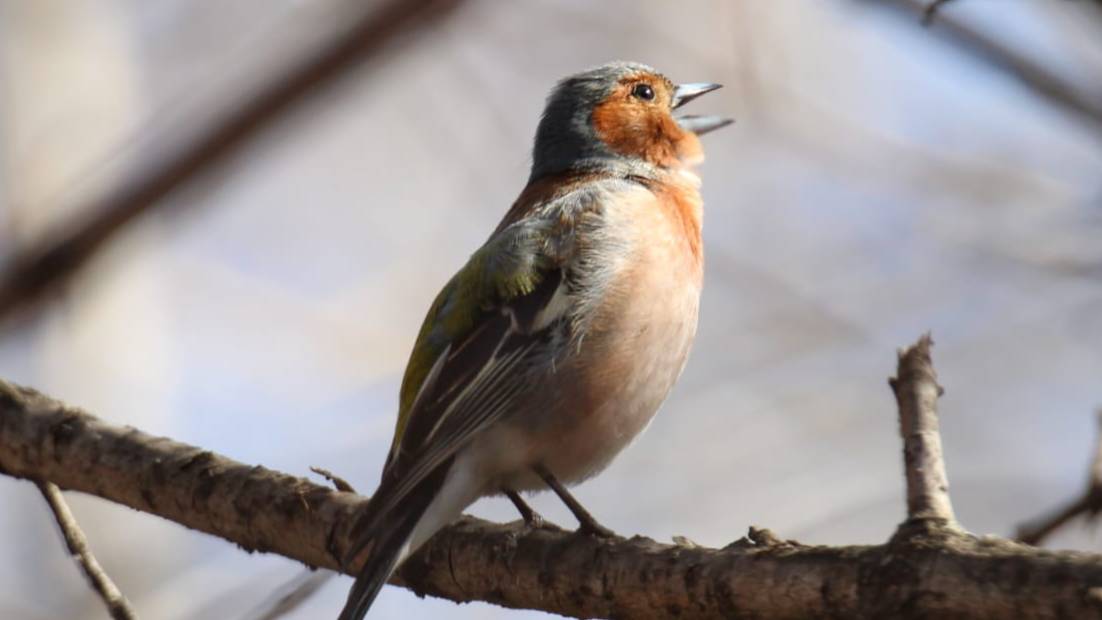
xmin=532 ymin=464 xmax=618 ymax=538
xmin=505 ymin=489 xmax=557 ymax=530
xmin=576 ymin=518 xmax=616 ymax=538
xmin=523 ymin=511 xmax=552 ymax=530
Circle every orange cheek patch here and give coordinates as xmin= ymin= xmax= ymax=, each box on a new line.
xmin=591 ymin=95 xmax=692 ymax=169
xmin=591 ymin=99 xmax=651 ymax=158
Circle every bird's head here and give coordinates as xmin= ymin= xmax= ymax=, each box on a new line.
xmin=530 ymin=61 xmax=731 ymax=181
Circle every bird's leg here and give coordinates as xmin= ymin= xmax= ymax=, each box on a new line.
xmin=533 ymin=464 xmax=615 ymax=538
xmin=504 ymin=489 xmax=546 ymax=528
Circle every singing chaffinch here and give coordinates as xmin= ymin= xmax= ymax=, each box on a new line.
xmin=339 ymin=61 xmax=730 ymax=619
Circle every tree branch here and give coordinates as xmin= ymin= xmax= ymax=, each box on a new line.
xmin=4 ymin=338 xmax=1102 ymax=618
xmin=36 ymin=480 xmax=138 ymax=620
xmin=0 ymin=0 xmax=463 ymax=326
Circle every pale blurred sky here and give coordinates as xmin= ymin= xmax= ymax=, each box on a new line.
xmin=2 ymin=1 xmax=1101 ymax=618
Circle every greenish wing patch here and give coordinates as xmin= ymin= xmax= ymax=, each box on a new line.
xmin=389 ymin=220 xmax=556 ymax=458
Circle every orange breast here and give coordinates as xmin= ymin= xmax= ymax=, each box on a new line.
xmin=545 ymin=180 xmax=704 ymax=481
xmin=650 ymin=177 xmax=704 ymax=266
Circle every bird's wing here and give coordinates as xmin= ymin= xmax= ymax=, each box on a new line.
xmin=360 ymin=178 xmax=621 ymax=526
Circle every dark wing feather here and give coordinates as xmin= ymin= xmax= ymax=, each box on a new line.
xmin=343 ymin=269 xmax=565 ymax=566
xmin=378 ymin=268 xmax=564 ymax=514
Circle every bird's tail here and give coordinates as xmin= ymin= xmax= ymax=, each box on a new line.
xmin=337 ymin=507 xmax=420 ymax=620
xmin=338 ymin=463 xmax=452 ymax=620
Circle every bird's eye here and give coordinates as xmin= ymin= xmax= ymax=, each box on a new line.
xmin=631 ymin=83 xmax=655 ymax=101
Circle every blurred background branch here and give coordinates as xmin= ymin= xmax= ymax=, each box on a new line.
xmin=0 ymin=0 xmax=464 ymax=328
xmin=921 ymin=0 xmax=955 ymax=26
xmin=882 ymin=0 xmax=1102 ymax=138
xmin=1018 ymin=410 xmax=1102 ymax=546
xmin=244 ymin=570 xmax=333 ymax=620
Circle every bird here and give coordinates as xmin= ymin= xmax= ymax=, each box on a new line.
xmin=338 ymin=61 xmax=731 ymax=619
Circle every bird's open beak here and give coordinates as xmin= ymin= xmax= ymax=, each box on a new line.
xmin=676 ymin=114 xmax=734 ymax=135
xmin=672 ymin=83 xmax=721 ymax=109
xmin=672 ymin=82 xmax=732 ymax=135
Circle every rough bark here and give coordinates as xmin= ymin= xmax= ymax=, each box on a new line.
xmin=4 ymin=370 xmax=1102 ymax=619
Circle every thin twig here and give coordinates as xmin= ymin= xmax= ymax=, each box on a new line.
xmin=1017 ymin=495 xmax=1096 ymax=546
xmin=1017 ymin=409 xmax=1102 ymax=545
xmin=36 ymin=481 xmax=138 ymax=620
xmin=0 ymin=0 xmax=464 ymax=326
xmin=310 ymin=466 xmax=356 ymax=493
xmin=889 ymin=333 xmax=959 ymax=528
